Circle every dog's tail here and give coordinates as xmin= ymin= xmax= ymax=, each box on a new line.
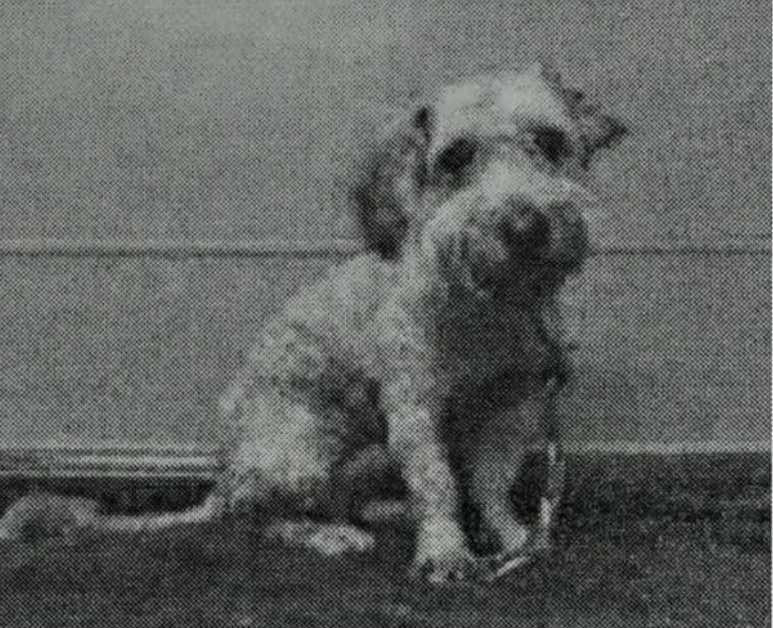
xmin=0 ymin=491 xmax=227 ymax=542
xmin=91 ymin=492 xmax=225 ymax=534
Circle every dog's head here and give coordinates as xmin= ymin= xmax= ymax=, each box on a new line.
xmin=352 ymin=63 xmax=626 ymax=295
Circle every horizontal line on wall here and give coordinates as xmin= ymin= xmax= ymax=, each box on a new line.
xmin=593 ymin=240 xmax=771 ymax=255
xmin=0 ymin=238 xmax=766 ymax=258
xmin=0 ymin=440 xmax=767 ymax=481
xmin=0 ymin=239 xmax=361 ymax=258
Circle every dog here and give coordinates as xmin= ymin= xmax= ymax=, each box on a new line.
xmin=0 ymin=63 xmax=625 ymax=583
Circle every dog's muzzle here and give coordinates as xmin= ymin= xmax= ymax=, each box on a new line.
xmin=499 ymin=196 xmax=588 ymax=269
xmin=428 ymin=186 xmax=589 ymax=293
xmin=499 ymin=196 xmax=551 ymax=257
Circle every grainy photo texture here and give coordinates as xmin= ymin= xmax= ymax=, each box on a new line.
xmin=0 ymin=2 xmax=769 ymax=627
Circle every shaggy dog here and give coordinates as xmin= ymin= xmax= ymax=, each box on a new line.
xmin=0 ymin=63 xmax=626 ymax=583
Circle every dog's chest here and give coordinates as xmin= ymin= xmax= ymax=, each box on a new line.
xmin=435 ymin=295 xmax=547 ymax=387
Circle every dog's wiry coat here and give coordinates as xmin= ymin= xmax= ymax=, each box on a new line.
xmin=0 ymin=63 xmax=625 ymax=583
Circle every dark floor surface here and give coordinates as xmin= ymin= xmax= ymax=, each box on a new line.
xmin=0 ymin=455 xmax=769 ymax=628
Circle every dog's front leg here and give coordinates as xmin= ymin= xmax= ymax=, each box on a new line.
xmin=469 ymin=383 xmax=556 ymax=561
xmin=382 ymin=374 xmax=476 ymax=583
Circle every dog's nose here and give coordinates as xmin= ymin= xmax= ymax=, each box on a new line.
xmin=500 ymin=196 xmax=550 ymax=255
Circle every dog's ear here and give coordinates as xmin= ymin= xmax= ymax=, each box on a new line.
xmin=350 ymin=106 xmax=432 ymax=259
xmin=562 ymin=87 xmax=628 ymax=165
xmin=525 ymin=60 xmax=563 ymax=86
xmin=529 ymin=62 xmax=628 ymax=165
xmin=574 ymin=101 xmax=628 ymax=153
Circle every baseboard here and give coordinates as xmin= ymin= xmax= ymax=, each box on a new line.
xmin=566 ymin=440 xmax=770 ymax=455
xmin=0 ymin=443 xmax=219 ymax=481
xmin=0 ymin=440 xmax=768 ymax=481
xmin=0 ymin=441 xmax=768 ymax=520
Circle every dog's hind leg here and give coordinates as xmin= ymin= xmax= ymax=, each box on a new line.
xmin=231 ymin=391 xmax=377 ymax=555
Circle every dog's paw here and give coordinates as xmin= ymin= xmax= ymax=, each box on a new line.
xmin=411 ymin=549 xmax=482 ymax=584
xmin=264 ymin=520 xmax=375 ymax=556
xmin=411 ymin=516 xmax=480 ymax=584
xmin=306 ymin=523 xmax=376 ymax=556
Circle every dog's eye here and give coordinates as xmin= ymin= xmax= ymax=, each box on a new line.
xmin=436 ymin=138 xmax=477 ymax=175
xmin=530 ymin=127 xmax=568 ymax=164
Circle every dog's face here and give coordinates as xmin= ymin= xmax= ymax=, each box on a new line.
xmin=353 ymin=63 xmax=626 ymax=295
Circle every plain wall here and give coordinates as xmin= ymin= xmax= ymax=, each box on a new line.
xmin=0 ymin=0 xmax=769 ymax=451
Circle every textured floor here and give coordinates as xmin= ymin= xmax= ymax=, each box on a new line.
xmin=0 ymin=455 xmax=768 ymax=627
